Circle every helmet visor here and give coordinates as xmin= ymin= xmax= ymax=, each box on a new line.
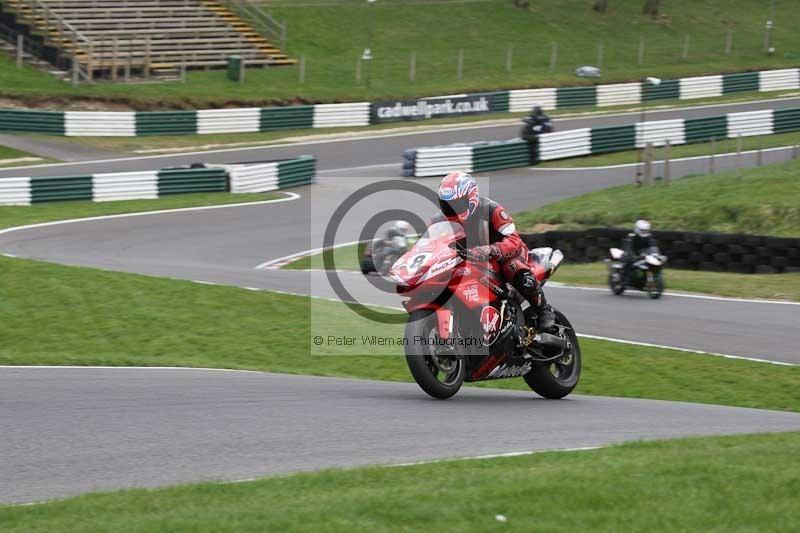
xmin=439 ymin=197 xmax=470 ymax=218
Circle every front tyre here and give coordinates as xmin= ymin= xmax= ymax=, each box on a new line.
xmin=524 ymin=309 xmax=581 ymax=399
xmin=404 ymin=309 xmax=464 ymax=399
xmin=647 ymin=272 xmax=664 ymax=299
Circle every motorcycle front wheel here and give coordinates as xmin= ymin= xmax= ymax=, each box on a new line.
xmin=523 ymin=309 xmax=581 ymax=399
xmin=404 ymin=309 xmax=464 ymax=399
xmin=647 ymin=272 xmax=664 ymax=299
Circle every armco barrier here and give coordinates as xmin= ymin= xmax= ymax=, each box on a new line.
xmin=405 ymin=106 xmax=800 ymax=177
xmin=227 ymin=155 xmax=316 ymax=192
xmin=0 ymin=67 xmax=798 ymax=137
xmin=522 ymin=228 xmax=800 ymax=274
xmin=0 ymin=156 xmax=316 ymax=206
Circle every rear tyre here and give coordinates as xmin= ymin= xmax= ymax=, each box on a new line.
xmin=404 ymin=309 xmax=464 ymax=399
xmin=523 ymin=309 xmax=581 ymax=399
xmin=609 ymin=271 xmax=625 ymax=295
xmin=360 ymin=256 xmax=376 ymax=275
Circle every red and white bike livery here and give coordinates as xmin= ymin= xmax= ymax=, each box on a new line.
xmin=390 ymin=221 xmax=581 ymax=399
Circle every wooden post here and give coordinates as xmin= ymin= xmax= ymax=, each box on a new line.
xmin=638 ymin=35 xmax=645 ymax=65
xmin=72 ymin=52 xmax=79 ymax=86
xmin=111 ymin=37 xmax=118 ymax=81
xmin=549 ymin=42 xmax=557 ymax=72
xmin=409 ymin=52 xmax=416 ymax=82
xmin=144 ymin=37 xmax=151 ymax=78
xmin=239 ymin=57 xmax=245 ymax=84
xmin=644 ymin=142 xmax=653 ymax=184
xmin=709 ymin=137 xmax=716 ymax=174
xmin=597 ymin=41 xmax=603 ymax=69
xmin=736 ymin=134 xmax=743 ymax=175
xmin=16 ymin=34 xmax=23 ymax=68
xmin=457 ymin=48 xmax=463 ymax=80
xmin=87 ymin=41 xmax=94 ymax=82
xmin=299 ymin=54 xmax=305 ymax=83
xmin=664 ymin=140 xmax=671 ymax=182
xmin=682 ymin=34 xmax=690 ymax=59
xmin=125 ymin=45 xmax=131 ymax=82
xmin=725 ymin=28 xmax=733 ymax=55
xmin=181 ymin=57 xmax=187 ymax=83
xmin=505 ymin=44 xmax=513 ymax=73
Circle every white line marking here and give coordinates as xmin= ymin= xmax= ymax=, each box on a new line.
xmin=257 ymin=287 xmax=800 ymax=366
xmin=578 ymin=334 xmax=798 ymax=367
xmin=388 ymin=446 xmax=604 ymax=468
xmin=191 ymin=280 xmax=217 ymax=285
xmin=3 ymin=96 xmax=798 ymax=173
xmin=0 ymin=365 xmax=265 ymax=373
xmin=546 ymin=282 xmax=800 ymax=306
xmin=0 ymin=192 xmax=300 ymax=238
xmin=255 ymin=238 xmax=364 ymax=270
xmin=2 ymin=252 xmax=17 ymax=258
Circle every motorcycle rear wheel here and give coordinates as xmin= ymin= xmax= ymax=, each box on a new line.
xmin=404 ymin=309 xmax=464 ymax=399
xmin=523 ymin=309 xmax=581 ymax=399
xmin=608 ymin=271 xmax=625 ymax=295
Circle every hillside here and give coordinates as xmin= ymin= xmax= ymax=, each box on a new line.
xmin=0 ymin=0 xmax=797 ymax=109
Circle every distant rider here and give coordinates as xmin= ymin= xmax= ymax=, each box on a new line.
xmin=433 ymin=171 xmax=555 ymax=331
xmin=520 ymin=106 xmax=553 ymax=162
xmin=622 ymin=219 xmax=659 ymax=279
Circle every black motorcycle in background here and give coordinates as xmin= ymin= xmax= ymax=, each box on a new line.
xmin=607 ymin=247 xmax=667 ymax=299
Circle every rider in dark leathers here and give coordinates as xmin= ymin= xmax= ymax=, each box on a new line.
xmin=622 ymin=219 xmax=659 ymax=281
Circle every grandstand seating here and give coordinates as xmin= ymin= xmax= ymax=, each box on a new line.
xmin=0 ymin=0 xmax=294 ymax=80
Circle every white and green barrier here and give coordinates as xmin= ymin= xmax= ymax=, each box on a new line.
xmin=0 ymin=156 xmax=316 ymax=206
xmin=405 ymin=106 xmax=800 ymax=176
xmin=1 ymin=68 xmax=797 ymax=137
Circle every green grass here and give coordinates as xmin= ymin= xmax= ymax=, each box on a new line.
xmin=0 ymin=144 xmax=45 ymax=167
xmin=284 ymin=243 xmax=800 ymax=302
xmin=2 ymin=254 xmax=799 ymax=413
xmin=555 ymin=262 xmax=800 ymax=301
xmin=0 ymin=192 xmax=279 ymax=231
xmin=2 ymin=431 xmax=799 ymax=531
xmin=516 ymin=159 xmax=800 ymax=236
xmin=543 ymin=130 xmax=800 ymax=168
xmin=1 ymin=0 xmax=799 ymax=107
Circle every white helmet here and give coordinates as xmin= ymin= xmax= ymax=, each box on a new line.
xmin=634 ymin=219 xmax=652 ymax=237
xmin=392 ymin=220 xmax=413 ymax=236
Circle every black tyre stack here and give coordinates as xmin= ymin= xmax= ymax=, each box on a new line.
xmin=522 ymin=228 xmax=800 ymax=274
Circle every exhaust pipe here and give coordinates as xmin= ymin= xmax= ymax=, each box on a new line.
xmin=534 ymin=332 xmax=567 ymax=350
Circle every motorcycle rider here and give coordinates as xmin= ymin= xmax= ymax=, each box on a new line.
xmin=621 ymin=219 xmax=659 ymax=281
xmin=433 ymin=171 xmax=555 ymax=331
xmin=520 ymin=105 xmax=552 ymax=162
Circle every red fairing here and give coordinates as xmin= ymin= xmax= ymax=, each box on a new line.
xmin=490 ymin=205 xmax=524 ymax=260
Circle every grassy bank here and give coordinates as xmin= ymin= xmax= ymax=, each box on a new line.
xmin=2 ymin=255 xmax=799 ymax=412
xmin=0 ymin=192 xmax=279 ymax=231
xmin=284 ymin=243 xmax=800 ymax=302
xmin=2 ymin=431 xmax=799 ymax=531
xmin=0 ymin=0 xmax=798 ymax=107
xmin=554 ymin=262 xmax=800 ymax=301
xmin=516 ymin=159 xmax=800 ymax=236
xmin=542 ymin=130 xmax=800 ymax=168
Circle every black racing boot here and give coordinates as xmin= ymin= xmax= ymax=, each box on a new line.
xmin=514 ymin=270 xmax=556 ymax=332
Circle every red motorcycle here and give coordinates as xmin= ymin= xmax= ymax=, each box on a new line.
xmin=389 ymin=221 xmax=580 ymax=399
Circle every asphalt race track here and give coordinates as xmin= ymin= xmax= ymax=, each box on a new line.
xmin=2 ymin=99 xmax=799 ymax=504
xmin=3 ymin=367 xmax=800 ymax=504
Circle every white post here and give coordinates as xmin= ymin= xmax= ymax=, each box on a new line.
xmin=299 ymin=54 xmax=305 ymax=83
xmin=725 ymin=28 xmax=733 ymax=55
xmin=506 ymin=44 xmax=513 ymax=72
xmin=16 ymin=34 xmax=23 ymax=68
xmin=682 ymin=34 xmax=690 ymax=59
xmin=409 ymin=52 xmax=416 ymax=82
xmin=549 ymin=42 xmax=557 ymax=71
xmin=638 ymin=35 xmax=645 ymax=65
xmin=457 ymin=48 xmax=463 ymax=80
